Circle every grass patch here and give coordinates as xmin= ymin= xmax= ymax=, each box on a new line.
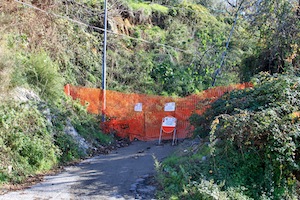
xmin=128 ymin=0 xmax=169 ymax=15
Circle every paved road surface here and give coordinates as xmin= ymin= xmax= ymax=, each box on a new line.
xmin=0 ymin=141 xmax=178 ymax=200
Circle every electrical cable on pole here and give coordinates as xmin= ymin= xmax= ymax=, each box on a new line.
xmin=102 ymin=0 xmax=108 ymax=122
xmin=13 ymin=0 xmax=191 ymax=53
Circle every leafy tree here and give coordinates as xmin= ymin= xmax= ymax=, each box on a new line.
xmin=240 ymin=0 xmax=300 ymax=81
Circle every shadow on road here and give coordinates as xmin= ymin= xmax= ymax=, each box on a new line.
xmin=0 ymin=140 xmax=178 ymax=200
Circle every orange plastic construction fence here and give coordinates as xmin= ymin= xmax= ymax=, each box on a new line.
xmin=64 ymin=83 xmax=252 ymax=141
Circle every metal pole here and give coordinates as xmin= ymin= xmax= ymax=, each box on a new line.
xmin=211 ymin=0 xmax=246 ymax=86
xmin=211 ymin=12 xmax=238 ymax=87
xmin=102 ymin=0 xmax=108 ymax=122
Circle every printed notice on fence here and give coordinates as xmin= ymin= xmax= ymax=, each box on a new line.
xmin=164 ymin=102 xmax=176 ymax=111
xmin=134 ymin=103 xmax=143 ymax=112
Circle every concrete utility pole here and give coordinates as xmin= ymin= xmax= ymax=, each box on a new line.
xmin=102 ymin=0 xmax=108 ymax=122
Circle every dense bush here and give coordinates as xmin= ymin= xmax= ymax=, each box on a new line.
xmin=10 ymin=51 xmax=65 ymax=102
xmin=0 ymin=102 xmax=59 ymax=183
xmin=158 ymin=73 xmax=300 ymax=199
xmin=205 ymin=72 xmax=300 ymax=199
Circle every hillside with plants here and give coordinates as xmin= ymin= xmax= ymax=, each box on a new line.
xmin=0 ymin=0 xmax=300 ymax=198
xmin=157 ymin=73 xmax=300 ymax=199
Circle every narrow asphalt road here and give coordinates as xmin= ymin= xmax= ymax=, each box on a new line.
xmin=0 ymin=141 xmax=179 ymax=200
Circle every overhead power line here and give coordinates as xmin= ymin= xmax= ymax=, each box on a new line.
xmin=13 ymin=0 xmax=192 ymax=53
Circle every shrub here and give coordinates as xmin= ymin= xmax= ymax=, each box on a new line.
xmin=53 ymin=131 xmax=84 ymax=163
xmin=25 ymin=52 xmax=65 ymax=101
xmin=190 ymin=72 xmax=300 ymax=199
xmin=158 ymin=73 xmax=300 ymax=199
xmin=11 ymin=51 xmax=65 ymax=102
xmin=0 ymin=101 xmax=59 ymax=183
xmin=181 ymin=180 xmax=252 ymax=200
xmin=156 ymin=144 xmax=212 ymax=199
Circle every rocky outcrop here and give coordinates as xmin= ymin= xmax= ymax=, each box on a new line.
xmin=8 ymin=86 xmax=92 ymax=155
xmin=10 ymin=87 xmax=41 ymax=102
xmin=64 ymin=119 xmax=91 ymax=155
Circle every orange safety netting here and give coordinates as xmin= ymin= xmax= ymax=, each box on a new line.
xmin=64 ymin=83 xmax=252 ymax=141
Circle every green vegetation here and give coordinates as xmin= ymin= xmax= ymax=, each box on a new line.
xmin=0 ymin=0 xmax=299 ymax=197
xmin=158 ymin=73 xmax=300 ymax=199
xmin=11 ymin=51 xmax=64 ymax=102
xmin=127 ymin=0 xmax=169 ymax=15
xmin=0 ymin=43 xmax=113 ymax=182
xmin=0 ymin=102 xmax=59 ymax=183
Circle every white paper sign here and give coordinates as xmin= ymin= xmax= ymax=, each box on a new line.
xmin=164 ymin=102 xmax=176 ymax=111
xmin=134 ymin=103 xmax=143 ymax=112
xmin=162 ymin=117 xmax=176 ymax=127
